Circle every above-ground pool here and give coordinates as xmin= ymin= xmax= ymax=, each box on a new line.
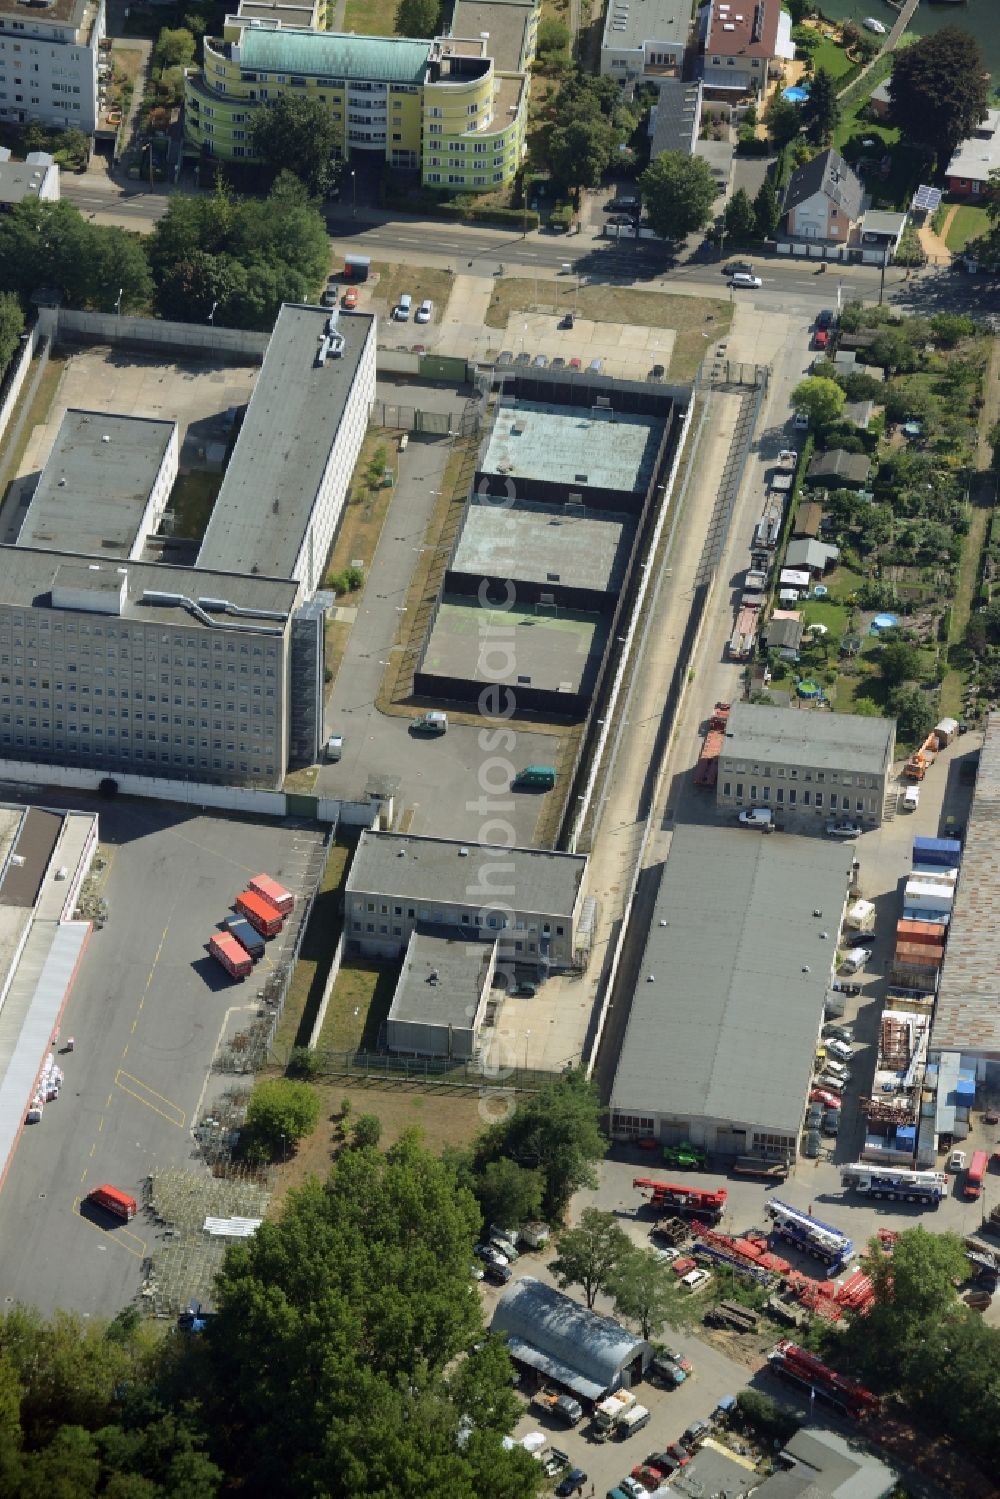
xmin=813 ymin=584 xmax=829 ymax=598
xmin=782 ymin=84 xmax=810 ymax=102
xmin=797 ymin=679 xmax=821 ymax=698
xmin=871 ymin=613 xmax=899 ymax=634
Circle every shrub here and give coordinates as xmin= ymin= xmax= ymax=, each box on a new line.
xmin=287 ymin=1046 xmax=321 ymax=1080
xmin=242 ymin=1079 xmax=320 ymax=1162
xmin=536 ymin=16 xmax=569 ymax=55
xmin=736 ymin=1389 xmax=800 ymax=1442
xmin=351 ymin=1113 xmax=383 ymax=1149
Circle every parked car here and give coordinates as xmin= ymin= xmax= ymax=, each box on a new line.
xmin=514 ymin=351 xmax=531 ymax=366
xmin=680 ymin=1268 xmax=712 ymax=1292
xmin=342 ymin=286 xmax=359 ymax=309
xmin=320 ymin=287 xmax=337 ymax=307
xmin=802 ymin=1129 xmax=821 ymax=1158
xmin=824 ymin=1022 xmax=855 ymax=1042
xmin=569 ymin=356 xmax=582 ymax=369
xmin=605 ymin=195 xmax=640 ymax=212
xmin=609 ymin=213 xmax=636 ymax=226
xmin=324 ymin=733 xmax=344 ymax=763
xmin=948 ymin=1150 xmax=967 ymax=1172
xmin=671 ymin=1257 xmax=697 ymax=1277
xmin=619 ymin=1479 xmax=647 ymax=1499
xmin=551 ymin=356 xmax=567 ymax=370
xmin=474 ymin=1242 xmax=506 ymax=1265
xmin=484 ymin=1260 xmax=512 ymax=1286
xmin=723 ymin=259 xmax=754 ymax=276
xmin=738 ymin=807 xmax=773 ymax=830
xmin=533 ymin=353 xmax=548 ymax=367
xmin=589 ymin=357 xmax=604 ymax=373
xmin=646 ymin=1452 xmax=679 ymax=1478
xmin=415 ymin=298 xmax=433 ymax=323
xmin=661 ymin=1348 xmax=692 ymax=1372
xmin=654 ymin=1247 xmax=682 ymax=1265
xmin=813 ymin=328 xmax=829 ymax=350
xmin=556 ymin=1470 xmax=588 ymax=1497
xmin=822 ymin=1110 xmax=840 ymax=1137
xmin=630 ymin=1465 xmax=664 ymax=1492
xmin=793 ymin=410 xmax=810 ymax=430
xmin=903 ymin=783 xmax=920 ymax=811
xmin=811 ymin=1088 xmax=841 ymax=1110
xmin=666 ymin=1444 xmax=691 ymax=1467
xmin=816 ymin=308 xmax=835 ymax=329
xmin=826 ymin=819 xmax=862 ymax=838
xmin=806 ymin=1104 xmax=824 ymax=1129
xmin=682 ymin=1420 xmax=710 ymax=1447
xmin=826 ymin=1038 xmax=854 ymax=1062
xmin=497 ymin=350 xmax=514 ymax=367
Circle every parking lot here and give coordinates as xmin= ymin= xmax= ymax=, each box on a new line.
xmin=0 ymin=800 xmax=327 ymax=1318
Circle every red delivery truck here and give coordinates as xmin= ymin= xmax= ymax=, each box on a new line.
xmin=249 ymin=873 xmax=294 ymax=915
xmin=235 ymin=889 xmax=283 ymax=938
xmin=87 ymin=1184 xmax=138 ymax=1220
xmin=209 ymin=931 xmax=253 ymax=978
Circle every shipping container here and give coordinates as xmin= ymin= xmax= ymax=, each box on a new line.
xmin=904 ymin=881 xmax=953 ymax=912
xmin=893 ymin=943 xmax=944 ymax=968
xmin=897 ymin=919 xmax=949 ymax=948
xmin=912 ymin=836 xmax=962 ymax=868
xmin=209 ymin=932 xmax=253 ymax=978
xmin=87 ymin=1184 xmax=138 ymax=1220
xmin=235 ymin=889 xmax=283 ymax=938
xmin=249 ymin=873 xmax=294 ymax=915
xmin=910 ymin=866 xmax=958 ymax=886
xmin=225 ymin=916 xmax=265 ymax=960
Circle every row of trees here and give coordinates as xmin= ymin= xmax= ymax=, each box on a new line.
xmin=0 ymin=172 xmax=330 ymax=331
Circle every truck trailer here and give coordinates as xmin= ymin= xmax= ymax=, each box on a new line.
xmin=693 ymin=703 xmax=730 ymax=789
xmin=592 ymin=1389 xmax=635 ymax=1437
xmin=764 ymin=1200 xmax=853 ymax=1274
xmin=235 ymin=889 xmax=284 ymax=938
xmin=633 ymin=1177 xmax=727 ymax=1224
xmin=249 ymin=873 xmax=294 ymax=915
xmin=224 ymin=916 xmax=265 ymax=960
xmin=767 ymin=1339 xmax=879 ymax=1419
xmin=209 ymin=932 xmax=253 ymax=979
xmin=841 ymin=1163 xmax=947 ymax=1207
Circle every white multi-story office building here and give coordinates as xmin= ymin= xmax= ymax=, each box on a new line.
xmin=0 ymin=0 xmax=104 ymax=135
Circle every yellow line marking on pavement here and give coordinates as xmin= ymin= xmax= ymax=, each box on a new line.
xmin=89 ymin=1143 xmax=95 ymax=1157
xmin=73 ymin=1199 xmax=146 ymax=1259
xmin=97 ymin=1116 xmax=104 ymax=1131
xmin=114 ymin=1070 xmax=186 ymax=1128
xmin=80 ymin=1167 xmax=87 ymax=1183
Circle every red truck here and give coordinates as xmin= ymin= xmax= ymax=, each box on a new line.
xmin=249 ymin=873 xmax=294 ymax=915
xmin=634 ymin=1176 xmax=727 ymax=1223
xmin=209 ymin=931 xmax=253 ymax=978
xmin=87 ymin=1184 xmax=138 ymax=1221
xmin=693 ymin=702 xmax=730 ymax=788
xmin=235 ymin=889 xmax=284 ymax=938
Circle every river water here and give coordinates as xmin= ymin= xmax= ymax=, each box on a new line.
xmin=816 ymin=0 xmax=1000 ymax=89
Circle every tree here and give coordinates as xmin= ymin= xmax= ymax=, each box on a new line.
xmin=476 ymin=1067 xmax=605 ymax=1219
xmin=153 ymin=26 xmax=196 ymax=70
xmin=474 ymin=1158 xmax=544 ymax=1229
xmin=785 ymin=0 xmax=809 ymax=22
xmin=550 ymin=1209 xmax=630 ymax=1309
xmin=610 ymin=1247 xmax=678 ymax=1339
xmin=639 ymin=151 xmax=717 ymax=242
xmin=842 ymin=1227 xmax=967 ymax=1385
xmin=395 ymin=0 xmax=441 ymax=36
xmin=547 ymin=115 xmax=617 ymax=191
xmin=887 ymin=684 xmax=935 ymax=744
xmin=878 ymin=640 xmax=922 ymax=687
xmin=0 ymin=292 xmax=25 ymax=382
xmin=929 ymin=312 xmax=976 ymax=348
xmin=791 ymin=375 xmax=845 ymax=428
xmin=536 ymin=16 xmax=569 ymax=56
xmin=242 ymin=1079 xmax=320 ymax=1161
xmin=723 ymin=187 xmax=758 ymax=242
xmin=351 ymin=1114 xmax=382 ymax=1150
xmin=802 ymin=66 xmax=840 ymax=146
xmin=888 ymin=27 xmax=989 ymax=168
xmin=868 ymin=328 xmax=918 ymax=376
xmin=249 ymin=94 xmax=342 ymax=198
xmin=767 ymin=95 xmax=803 ymax=148
xmin=203 ymin=1137 xmax=538 ymax=1496
xmin=753 ymin=176 xmax=781 ymax=239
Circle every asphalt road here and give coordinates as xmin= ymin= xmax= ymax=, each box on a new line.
xmin=0 ymin=801 xmax=327 ymax=1318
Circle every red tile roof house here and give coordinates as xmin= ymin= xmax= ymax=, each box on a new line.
xmin=945 ymin=110 xmax=1000 ymax=198
xmin=700 ymin=0 xmax=793 ymax=102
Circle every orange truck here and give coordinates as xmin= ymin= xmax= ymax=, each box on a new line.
xmin=249 ymin=873 xmax=294 ymax=915
xmin=209 ymin=931 xmax=253 ymax=978
xmin=235 ymin=889 xmax=284 ymax=938
xmin=87 ymin=1184 xmax=138 ymax=1220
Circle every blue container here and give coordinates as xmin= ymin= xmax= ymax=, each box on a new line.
xmin=956 ymin=1078 xmax=976 ymax=1101
xmin=913 ymin=836 xmax=962 ymax=868
xmin=895 ymin=1125 xmax=916 ymax=1147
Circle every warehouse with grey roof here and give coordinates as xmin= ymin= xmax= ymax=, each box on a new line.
xmin=492 ymin=1276 xmax=653 ymax=1398
xmin=610 ymin=826 xmax=853 ymax=1157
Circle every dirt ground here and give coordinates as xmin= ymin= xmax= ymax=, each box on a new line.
xmin=268 ymin=1082 xmax=487 ymax=1212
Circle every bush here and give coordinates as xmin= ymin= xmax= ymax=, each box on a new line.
xmin=329 ymin=565 xmax=364 ymax=594
xmin=287 ymin=1046 xmax=321 ymax=1080
xmin=536 ymin=16 xmax=569 ymax=55
xmin=242 ymin=1079 xmax=320 ymax=1162
xmin=351 ymin=1114 xmax=383 ymax=1149
xmin=736 ymin=1389 xmax=800 ymax=1442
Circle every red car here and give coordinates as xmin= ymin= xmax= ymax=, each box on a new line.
xmin=810 ymin=1088 xmax=842 ymax=1110
xmin=631 ymin=1465 xmax=664 ymax=1491
xmin=671 ymin=1256 xmax=697 ymax=1277
xmin=342 ymin=286 xmax=358 ymax=309
xmin=813 ymin=328 xmax=829 ymax=350
xmin=667 ymin=1444 xmax=691 ymax=1467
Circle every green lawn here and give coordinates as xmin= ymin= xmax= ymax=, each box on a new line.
xmin=342 ymin=0 xmax=397 ymax=33
xmin=821 ymin=565 xmax=864 ymax=603
xmin=799 ymin=598 xmax=849 ymax=636
xmin=812 ymin=37 xmax=854 ymax=81
xmin=945 ymin=204 xmax=992 ymax=254
xmin=167 ymin=471 xmax=221 ymax=540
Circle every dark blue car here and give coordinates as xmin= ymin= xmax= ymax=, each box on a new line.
xmin=556 ymin=1469 xmax=587 ymax=1497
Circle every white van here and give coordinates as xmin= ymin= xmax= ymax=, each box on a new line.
xmin=395 ymin=293 xmax=412 ymax=321
xmin=903 ymin=783 xmax=920 ymax=811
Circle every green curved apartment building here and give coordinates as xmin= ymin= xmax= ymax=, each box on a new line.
xmin=184 ymin=0 xmax=533 ymax=188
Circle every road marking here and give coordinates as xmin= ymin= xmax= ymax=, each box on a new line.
xmin=74 ymin=1199 xmax=146 ymax=1260
xmin=89 ymin=1143 xmax=95 ymax=1157
xmin=80 ymin=1167 xmax=87 ymax=1183
xmin=190 ymin=1004 xmax=256 ymax=1135
xmin=115 ymin=1070 xmax=186 ymax=1128
xmin=98 ymin=1115 xmax=104 ymax=1131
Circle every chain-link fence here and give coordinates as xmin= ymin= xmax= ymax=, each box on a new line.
xmin=268 ymin=1042 xmax=565 ymax=1092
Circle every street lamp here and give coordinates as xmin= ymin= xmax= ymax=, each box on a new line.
xmin=350 ymin=169 xmax=357 ymax=217
xmin=114 ymin=287 xmax=123 ymax=316
xmin=207 ymin=300 xmax=218 ymax=326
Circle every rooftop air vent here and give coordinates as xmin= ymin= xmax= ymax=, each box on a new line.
xmin=459 ymin=847 xmax=469 ymax=856
xmin=101 ymin=434 xmax=111 ymax=443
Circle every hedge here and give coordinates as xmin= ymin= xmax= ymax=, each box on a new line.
xmin=382 ymin=192 xmax=539 ymax=230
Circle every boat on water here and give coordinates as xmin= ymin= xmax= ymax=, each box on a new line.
xmin=863 ymin=16 xmax=888 ymax=32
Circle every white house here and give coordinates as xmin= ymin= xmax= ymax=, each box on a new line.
xmin=0 ymin=0 xmax=105 ymax=135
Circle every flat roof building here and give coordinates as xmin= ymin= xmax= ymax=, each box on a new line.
xmin=481 ymin=399 xmax=664 ymax=497
xmin=0 ymin=0 xmax=103 ymax=134
xmin=0 ymin=153 xmax=60 ymax=205
xmin=492 ymin=1276 xmax=653 ymax=1398
xmin=600 ymin=0 xmax=692 ymax=80
xmin=755 ymin=1427 xmax=898 ymax=1499
xmin=610 ymin=826 xmax=852 ymax=1157
xmin=931 ymin=712 xmax=1000 ymax=1074
xmin=197 ymin=305 xmax=375 ymax=594
xmin=386 ymin=929 xmax=496 ymax=1059
xmin=345 ymin=830 xmax=588 ymax=974
xmin=451 ymin=0 xmax=539 ymax=72
xmin=717 ymin=702 xmax=895 ymax=828
xmin=19 ymin=410 xmax=178 ymax=560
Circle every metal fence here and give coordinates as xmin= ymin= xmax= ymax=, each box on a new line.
xmin=269 ymin=1042 xmax=565 ymax=1093
xmin=370 ymin=399 xmax=481 ymax=436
